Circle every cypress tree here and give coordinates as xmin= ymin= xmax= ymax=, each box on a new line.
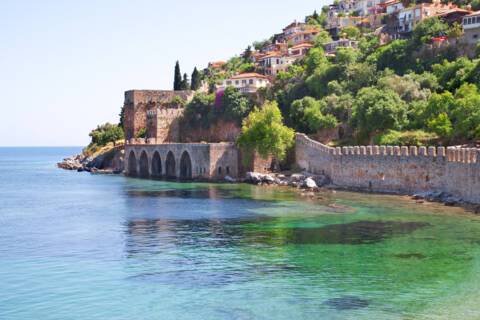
xmin=181 ymin=73 xmax=189 ymax=90
xmin=174 ymin=61 xmax=182 ymax=91
xmin=191 ymin=67 xmax=201 ymax=90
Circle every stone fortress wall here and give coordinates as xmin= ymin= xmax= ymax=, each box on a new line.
xmin=123 ymin=90 xmax=240 ymax=180
xmin=124 ymin=90 xmax=194 ymax=142
xmin=295 ymin=133 xmax=480 ymax=203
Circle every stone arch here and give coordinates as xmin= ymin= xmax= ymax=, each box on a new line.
xmin=151 ymin=151 xmax=162 ymax=179
xmin=165 ymin=151 xmax=176 ymax=179
xmin=139 ymin=151 xmax=149 ymax=178
xmin=180 ymin=151 xmax=193 ymax=180
xmin=127 ymin=151 xmax=137 ymax=177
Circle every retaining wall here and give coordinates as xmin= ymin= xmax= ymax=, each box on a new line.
xmin=295 ymin=133 xmax=480 ymax=203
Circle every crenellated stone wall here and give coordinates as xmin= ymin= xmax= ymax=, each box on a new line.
xmin=123 ymin=90 xmax=194 ymax=141
xmin=295 ymin=133 xmax=480 ymax=203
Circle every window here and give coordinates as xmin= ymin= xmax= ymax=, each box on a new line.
xmin=276 ymin=59 xmax=280 ymax=64
xmin=249 ymin=79 xmax=253 ymax=85
xmin=235 ymin=80 xmax=239 ymax=85
xmin=218 ymin=167 xmax=222 ymax=175
xmin=242 ymin=80 xmax=247 ymax=85
xmin=226 ymin=81 xmax=232 ymax=85
xmin=226 ymin=166 xmax=230 ymax=174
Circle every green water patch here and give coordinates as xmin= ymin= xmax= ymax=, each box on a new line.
xmin=281 ymin=220 xmax=430 ymax=245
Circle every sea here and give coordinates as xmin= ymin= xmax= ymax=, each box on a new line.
xmin=1 ymin=147 xmax=480 ymax=319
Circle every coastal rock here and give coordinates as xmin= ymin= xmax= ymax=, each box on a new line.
xmin=412 ymin=191 xmax=463 ymax=206
xmin=224 ymin=175 xmax=236 ymax=183
xmin=303 ymin=177 xmax=318 ymax=189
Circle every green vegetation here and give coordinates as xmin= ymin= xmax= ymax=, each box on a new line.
xmin=237 ymin=101 xmax=295 ymax=161
xmin=174 ymin=61 xmax=182 ymax=91
xmin=88 ymin=123 xmax=124 ymax=148
xmin=177 ymin=11 xmax=480 ymax=155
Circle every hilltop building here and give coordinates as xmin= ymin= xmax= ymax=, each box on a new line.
xmin=463 ymin=11 xmax=480 ymax=44
xmin=217 ymin=73 xmax=270 ymax=93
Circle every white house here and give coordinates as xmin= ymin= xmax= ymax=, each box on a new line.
xmin=463 ymin=11 xmax=480 ymax=44
xmin=218 ymin=73 xmax=271 ymax=93
xmin=257 ymin=52 xmax=296 ymax=76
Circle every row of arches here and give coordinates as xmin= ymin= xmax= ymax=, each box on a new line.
xmin=127 ymin=150 xmax=192 ymax=180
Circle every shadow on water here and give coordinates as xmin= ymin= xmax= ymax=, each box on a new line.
xmin=324 ymin=296 xmax=370 ymax=310
xmin=257 ymin=221 xmax=431 ymax=246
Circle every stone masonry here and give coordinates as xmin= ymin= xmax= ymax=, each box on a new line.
xmin=296 ymin=133 xmax=480 ymax=203
xmin=123 ymin=90 xmax=194 ymax=141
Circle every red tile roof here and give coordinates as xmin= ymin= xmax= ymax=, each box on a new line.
xmin=230 ymin=73 xmax=269 ymax=80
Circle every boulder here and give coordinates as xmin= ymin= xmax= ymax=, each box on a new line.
xmin=303 ymin=177 xmax=318 ymax=189
xmin=224 ymin=175 xmax=236 ymax=183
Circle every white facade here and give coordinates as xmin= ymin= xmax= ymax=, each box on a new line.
xmin=463 ymin=12 xmax=480 ymax=44
xmin=218 ymin=73 xmax=270 ymax=93
xmin=386 ymin=1 xmax=404 ymax=14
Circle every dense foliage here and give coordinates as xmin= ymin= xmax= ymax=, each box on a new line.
xmin=88 ymin=123 xmax=124 ymax=147
xmin=266 ymin=16 xmax=480 ymax=145
xmin=237 ymin=101 xmax=295 ymax=161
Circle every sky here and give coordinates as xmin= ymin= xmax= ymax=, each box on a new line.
xmin=0 ymin=0 xmax=328 ymax=146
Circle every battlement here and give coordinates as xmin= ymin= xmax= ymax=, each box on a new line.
xmin=124 ymin=90 xmax=194 ymax=105
xmin=295 ymin=133 xmax=480 ymax=203
xmin=296 ymin=134 xmax=479 ymax=164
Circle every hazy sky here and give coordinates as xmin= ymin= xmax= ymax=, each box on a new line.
xmin=0 ymin=0 xmax=328 ymax=146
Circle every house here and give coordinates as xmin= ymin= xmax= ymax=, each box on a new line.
xmin=463 ymin=11 xmax=480 ymax=44
xmin=208 ymin=61 xmax=226 ymax=70
xmin=324 ymin=39 xmax=359 ymax=54
xmin=218 ymin=73 xmax=270 ymax=93
xmin=283 ymin=21 xmax=305 ymax=37
xmin=435 ymin=7 xmax=472 ymax=25
xmin=288 ymin=43 xmax=314 ymax=59
xmin=385 ymin=0 xmax=404 ymax=14
xmin=256 ymin=52 xmax=296 ymax=76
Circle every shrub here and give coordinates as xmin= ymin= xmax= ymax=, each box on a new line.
xmin=89 ymin=123 xmax=124 ymax=147
xmin=373 ymin=130 xmax=438 ymax=146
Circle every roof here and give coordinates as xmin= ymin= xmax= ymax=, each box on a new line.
xmin=229 ymin=73 xmax=269 ymax=80
xmin=283 ymin=21 xmax=304 ymax=31
xmin=290 ymin=43 xmax=314 ymax=50
xmin=436 ymin=7 xmax=472 ymax=16
xmin=209 ymin=61 xmax=226 ymax=68
xmin=258 ymin=51 xmax=283 ymax=59
xmin=466 ymin=10 xmax=480 ymax=17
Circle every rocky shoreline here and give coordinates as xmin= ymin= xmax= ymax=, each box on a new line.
xmin=57 ymin=146 xmax=124 ymax=174
xmin=57 ymin=152 xmax=479 ymax=213
xmin=241 ymin=171 xmax=480 ymax=213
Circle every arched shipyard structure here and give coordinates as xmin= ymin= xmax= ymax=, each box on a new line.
xmin=124 ymin=139 xmax=239 ymax=181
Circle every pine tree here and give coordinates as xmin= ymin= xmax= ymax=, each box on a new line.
xmin=180 ymin=73 xmax=189 ymax=90
xmin=243 ymin=45 xmax=253 ymax=62
xmin=174 ymin=61 xmax=182 ymax=91
xmin=190 ymin=67 xmax=201 ymax=90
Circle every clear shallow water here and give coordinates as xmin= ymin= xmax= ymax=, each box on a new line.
xmin=1 ymin=148 xmax=480 ymax=319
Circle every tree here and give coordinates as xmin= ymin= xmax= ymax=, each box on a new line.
xmin=237 ymin=101 xmax=295 ymax=161
xmin=221 ymin=86 xmax=253 ymax=124
xmin=89 ymin=123 xmax=124 ymax=147
xmin=180 ymin=73 xmax=189 ymax=90
xmin=411 ymin=17 xmax=449 ymax=46
xmin=451 ymin=83 xmax=480 ymax=140
xmin=182 ymin=93 xmax=215 ymax=128
xmin=191 ymin=67 xmax=201 ymax=90
xmin=313 ymin=31 xmax=333 ymax=48
xmin=368 ymin=40 xmax=411 ymax=74
xmin=352 ymin=87 xmax=408 ymax=138
xmin=174 ymin=61 xmax=182 ymax=91
xmin=118 ymin=105 xmax=125 ymax=129
xmin=243 ymin=45 xmax=253 ymax=62
xmin=341 ymin=26 xmax=361 ymax=40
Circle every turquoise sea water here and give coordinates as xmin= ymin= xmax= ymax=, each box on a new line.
xmin=1 ymin=147 xmax=480 ymax=319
